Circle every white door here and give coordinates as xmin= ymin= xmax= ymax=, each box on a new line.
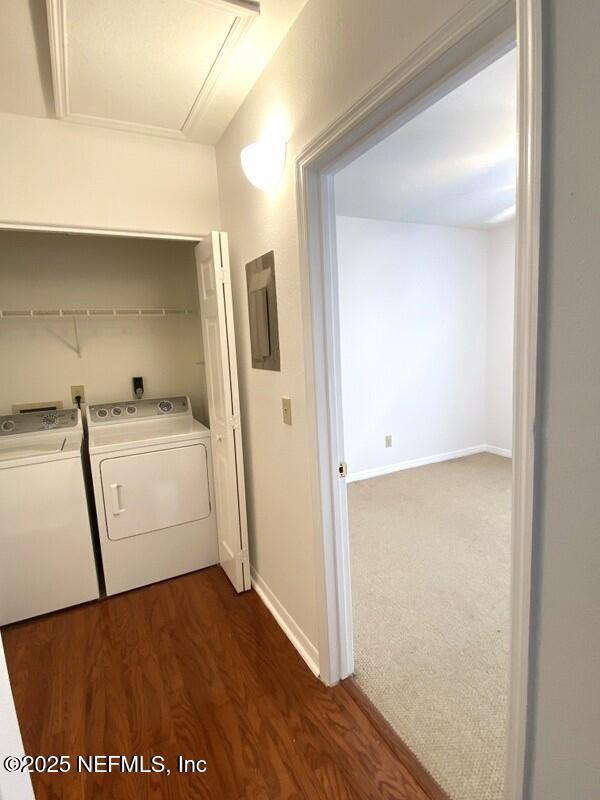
xmin=196 ymin=232 xmax=250 ymax=592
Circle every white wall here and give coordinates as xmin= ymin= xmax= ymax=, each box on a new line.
xmin=215 ymin=0 xmax=472 ymax=654
xmin=336 ymin=217 xmax=515 ymax=478
xmin=0 ymin=112 xmax=219 ymax=237
xmin=526 ymin=1 xmax=600 ymax=797
xmin=337 ymin=216 xmax=488 ymax=478
xmin=0 ymin=638 xmax=34 ymax=800
xmin=0 ymin=231 xmax=207 ymax=422
xmin=486 ymin=222 xmax=515 ymax=452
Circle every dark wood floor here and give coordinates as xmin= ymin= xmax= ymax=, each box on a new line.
xmin=3 ymin=567 xmax=439 ymax=800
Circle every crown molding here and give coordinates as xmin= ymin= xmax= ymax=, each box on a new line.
xmin=190 ymin=0 xmax=261 ymax=15
xmin=46 ymin=0 xmax=69 ymax=118
xmin=182 ymin=14 xmax=256 ymax=134
xmin=45 ymin=0 xmax=258 ymax=142
xmin=63 ymin=113 xmax=188 ymax=141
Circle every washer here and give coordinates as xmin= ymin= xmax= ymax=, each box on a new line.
xmin=0 ymin=408 xmax=99 ymax=626
xmin=87 ymin=396 xmax=217 ymax=596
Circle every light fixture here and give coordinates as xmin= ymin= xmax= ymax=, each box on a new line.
xmin=240 ymin=136 xmax=286 ymax=192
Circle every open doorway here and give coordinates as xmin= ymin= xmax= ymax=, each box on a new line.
xmin=335 ymin=50 xmax=516 ymax=800
xmin=296 ymin=3 xmax=542 ymax=798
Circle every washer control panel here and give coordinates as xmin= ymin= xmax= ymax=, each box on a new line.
xmin=0 ymin=409 xmax=78 ymax=436
xmin=88 ymin=396 xmax=189 ymax=424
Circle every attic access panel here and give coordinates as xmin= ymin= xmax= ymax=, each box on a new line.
xmin=47 ymin=0 xmax=261 ymax=141
xmin=246 ymin=251 xmax=280 ymax=371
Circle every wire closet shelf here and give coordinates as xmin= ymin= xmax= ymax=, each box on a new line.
xmin=0 ymin=307 xmax=200 ymax=357
xmin=0 ymin=308 xmax=198 ymax=319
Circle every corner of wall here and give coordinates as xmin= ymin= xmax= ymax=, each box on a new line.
xmin=250 ymin=566 xmax=320 ymax=678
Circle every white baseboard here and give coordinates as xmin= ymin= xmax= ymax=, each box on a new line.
xmin=250 ymin=567 xmax=320 ymax=678
xmin=347 ymin=444 xmax=512 ymax=482
xmin=346 ymin=445 xmax=486 ymax=483
xmin=485 ymin=445 xmax=513 ymax=458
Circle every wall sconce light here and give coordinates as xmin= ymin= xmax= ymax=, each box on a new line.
xmin=240 ymin=137 xmax=287 ymax=192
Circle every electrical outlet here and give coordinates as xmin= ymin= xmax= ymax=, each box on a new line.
xmin=282 ymin=397 xmax=292 ymax=425
xmin=385 ymin=434 xmax=392 ymax=448
xmin=71 ymin=385 xmax=85 ymax=405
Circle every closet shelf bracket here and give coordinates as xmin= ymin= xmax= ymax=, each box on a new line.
xmin=0 ymin=308 xmax=199 ymax=359
xmin=72 ymin=316 xmax=82 ymax=359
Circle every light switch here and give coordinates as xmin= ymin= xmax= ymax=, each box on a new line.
xmin=385 ymin=434 xmax=392 ymax=448
xmin=282 ymin=397 xmax=292 ymax=425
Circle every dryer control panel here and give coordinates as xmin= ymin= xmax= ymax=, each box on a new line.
xmin=0 ymin=409 xmax=78 ymax=436
xmin=88 ymin=396 xmax=190 ymax=424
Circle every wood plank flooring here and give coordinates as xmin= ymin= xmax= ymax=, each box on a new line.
xmin=2 ymin=567 xmax=437 ymax=800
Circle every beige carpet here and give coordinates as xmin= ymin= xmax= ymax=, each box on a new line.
xmin=348 ymin=453 xmax=511 ymax=800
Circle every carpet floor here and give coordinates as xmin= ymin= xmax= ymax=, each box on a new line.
xmin=348 ymin=452 xmax=511 ymax=800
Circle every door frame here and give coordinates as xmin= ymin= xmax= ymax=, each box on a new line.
xmin=295 ymin=1 xmax=541 ymax=798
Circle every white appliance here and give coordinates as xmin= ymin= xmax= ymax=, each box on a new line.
xmin=0 ymin=408 xmax=99 ymax=626
xmin=87 ymin=396 xmax=217 ymax=596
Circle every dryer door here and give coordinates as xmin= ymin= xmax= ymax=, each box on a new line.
xmin=100 ymin=444 xmax=210 ymax=541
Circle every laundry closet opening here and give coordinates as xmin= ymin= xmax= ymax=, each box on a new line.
xmin=0 ymin=226 xmax=250 ymax=628
xmin=0 ymin=230 xmax=208 ymax=421
xmin=333 ymin=48 xmax=516 ymax=800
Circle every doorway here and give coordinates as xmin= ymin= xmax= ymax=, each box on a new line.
xmin=297 ymin=3 xmax=541 ymax=800
xmin=335 ymin=50 xmax=516 ymax=800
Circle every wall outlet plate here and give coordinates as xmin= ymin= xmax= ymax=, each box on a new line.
xmin=385 ymin=434 xmax=392 ymax=448
xmin=71 ymin=385 xmax=85 ymax=405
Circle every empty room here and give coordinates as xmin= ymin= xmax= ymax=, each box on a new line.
xmin=335 ymin=51 xmax=516 ymax=800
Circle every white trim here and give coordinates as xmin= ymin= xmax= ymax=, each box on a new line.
xmin=487 ymin=445 xmax=513 ymax=458
xmin=296 ymin=0 xmax=540 ymax=797
xmin=182 ymin=16 xmax=256 ymax=134
xmin=505 ymin=1 xmax=542 ymax=798
xmin=46 ymin=0 xmax=68 ymax=118
xmin=347 ymin=446 xmax=489 ymax=483
xmin=46 ymin=0 xmax=256 ymax=142
xmin=188 ymin=0 xmax=260 ymax=15
xmin=347 ymin=445 xmax=513 ymax=482
xmin=62 ymin=113 xmax=187 ymax=141
xmin=251 ymin=568 xmax=320 ymax=678
xmin=0 ymin=221 xmax=204 ymax=242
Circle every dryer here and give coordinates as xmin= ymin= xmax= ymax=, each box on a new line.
xmin=87 ymin=396 xmax=217 ymax=596
xmin=0 ymin=408 xmax=99 ymax=625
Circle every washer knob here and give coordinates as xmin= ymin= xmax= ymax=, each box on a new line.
xmin=97 ymin=408 xmax=109 ymax=419
xmin=1 ymin=419 xmax=15 ymax=433
xmin=41 ymin=413 xmax=58 ymax=428
xmin=111 ymin=406 xmax=123 ymax=417
xmin=158 ymin=400 xmax=173 ymax=413
xmin=126 ymin=405 xmax=137 ymax=415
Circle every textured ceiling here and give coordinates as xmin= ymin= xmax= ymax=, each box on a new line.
xmin=335 ymin=50 xmax=517 ymax=229
xmin=0 ymin=0 xmax=308 ymax=145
